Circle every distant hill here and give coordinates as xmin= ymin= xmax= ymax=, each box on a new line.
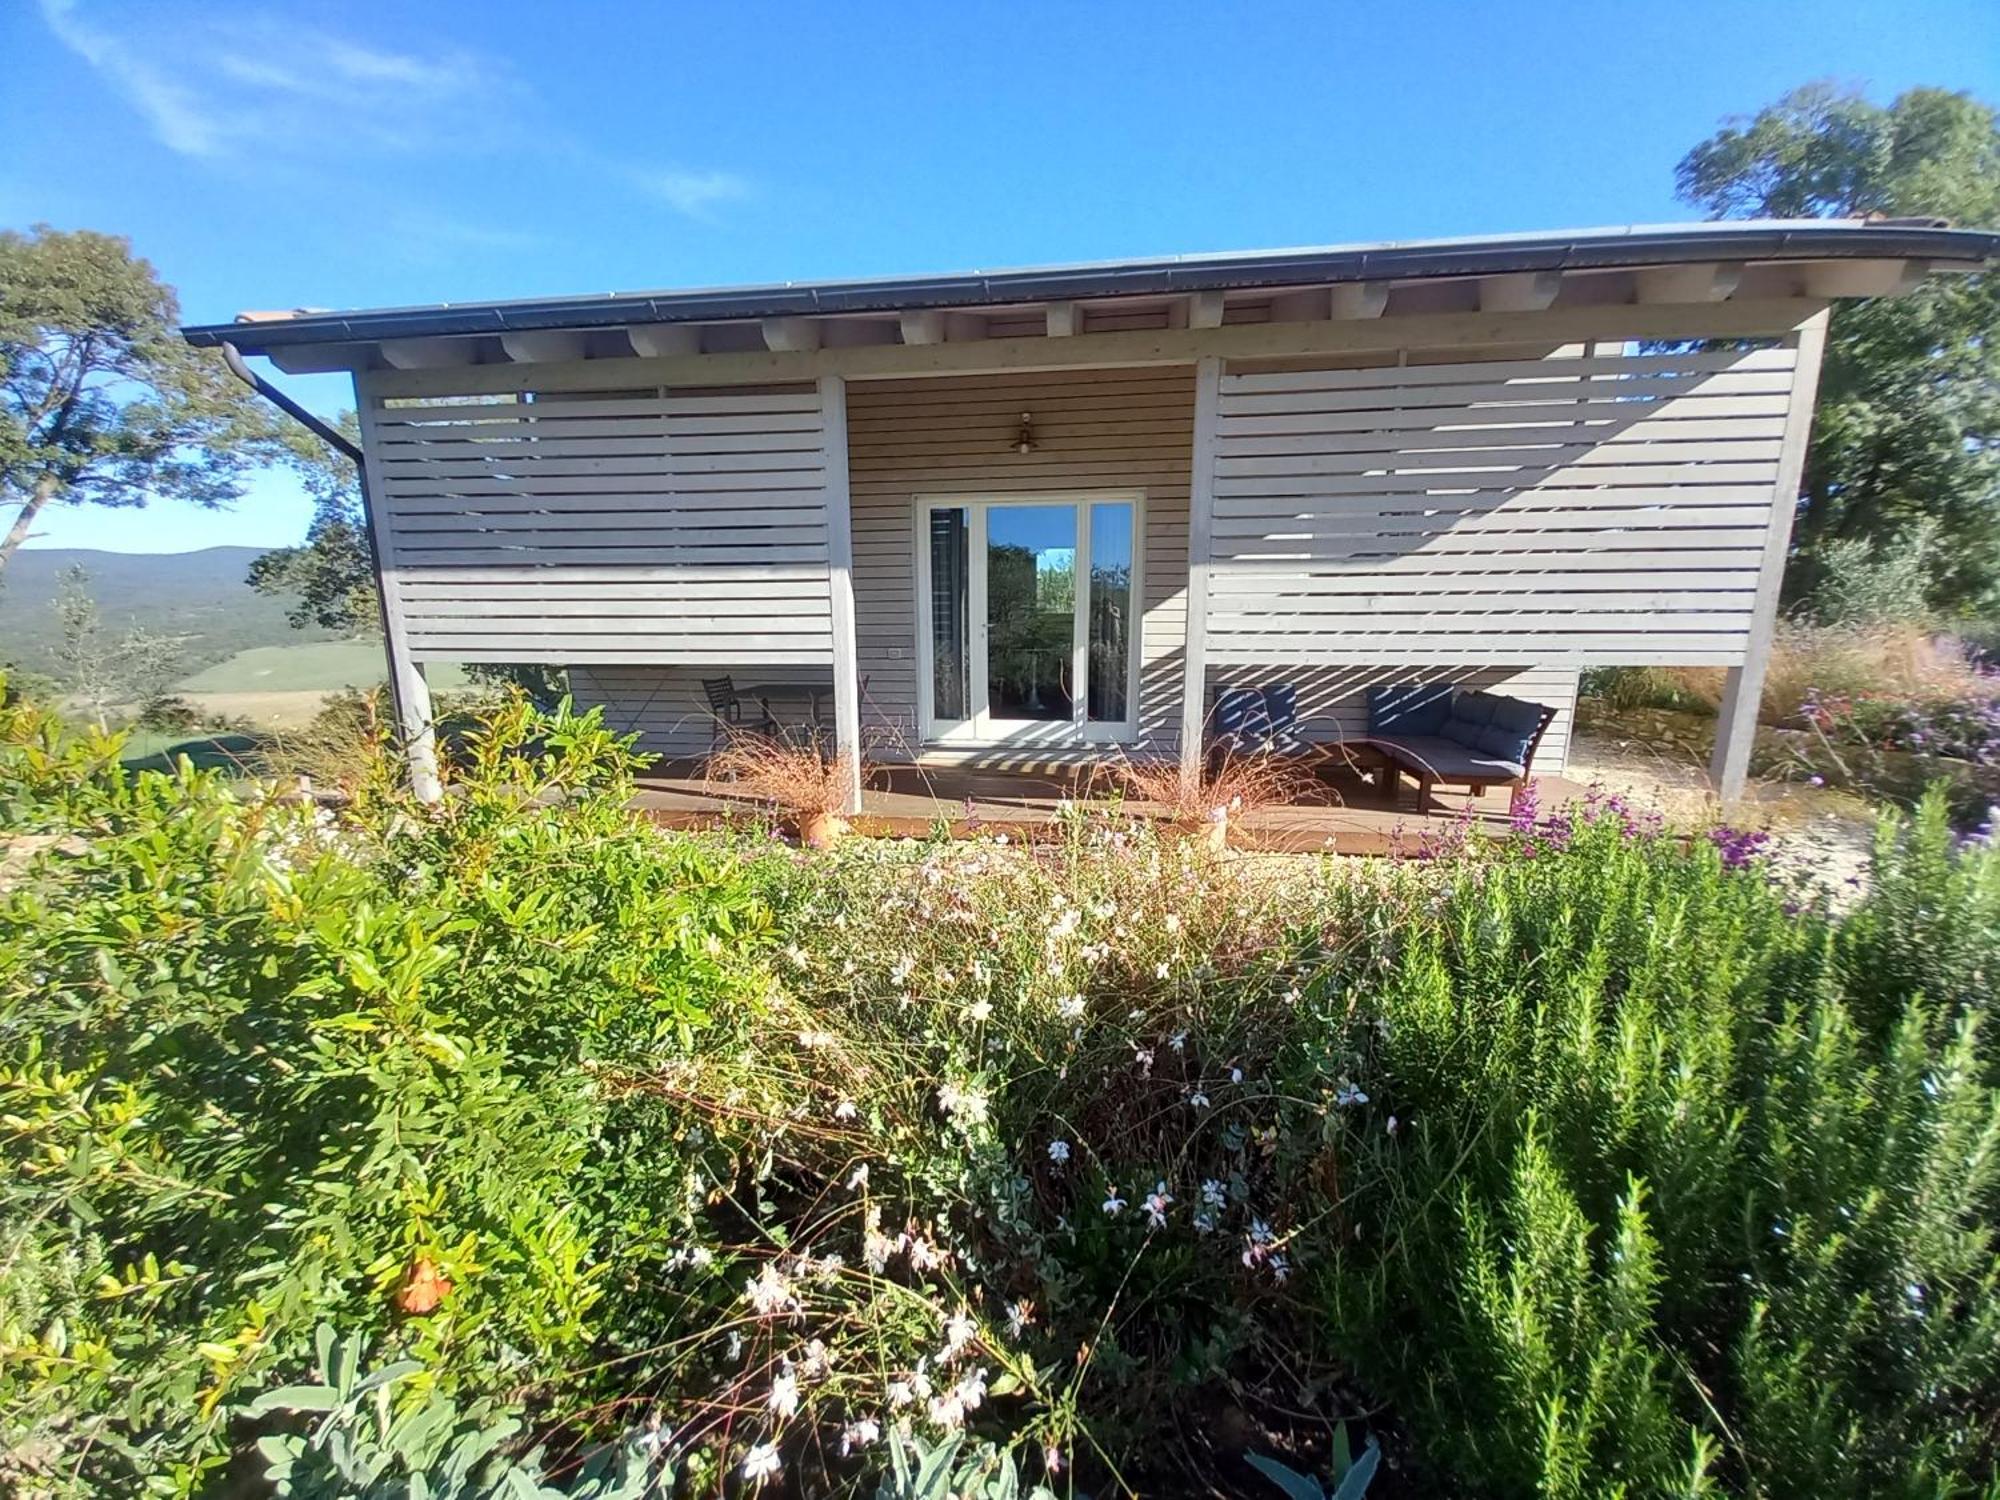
xmin=0 ymin=546 xmax=342 ymax=680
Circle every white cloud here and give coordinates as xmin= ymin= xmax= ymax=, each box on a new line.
xmin=38 ymin=1 xmax=506 ymax=159
xmin=39 ymin=0 xmax=229 ymax=156
xmin=384 ymin=208 xmax=549 ymax=259
xmin=38 ymin=1 xmax=755 ymax=223
xmin=626 ymin=167 xmax=753 ymax=221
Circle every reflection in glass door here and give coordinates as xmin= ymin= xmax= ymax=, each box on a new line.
xmin=1086 ymin=503 xmax=1133 ymax=726
xmin=927 ymin=507 xmax=970 ymax=735
xmin=985 ymin=505 xmax=1076 ymax=724
xmin=919 ymin=495 xmax=1140 ymax=745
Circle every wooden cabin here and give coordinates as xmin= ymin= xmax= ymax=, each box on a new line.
xmin=186 ymin=221 xmax=2000 ymax=810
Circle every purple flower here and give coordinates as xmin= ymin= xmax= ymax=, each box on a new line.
xmin=1509 ymin=778 xmax=1541 ymax=835
xmin=1708 ymin=824 xmax=1775 ymax=871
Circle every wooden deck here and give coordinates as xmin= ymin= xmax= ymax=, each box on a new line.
xmin=631 ymin=758 xmax=1592 ymax=855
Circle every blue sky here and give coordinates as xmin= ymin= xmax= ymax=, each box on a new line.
xmin=6 ymin=0 xmax=1997 ymax=553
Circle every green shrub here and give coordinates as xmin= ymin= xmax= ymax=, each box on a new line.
xmin=1315 ymin=797 xmax=1999 ymax=1497
xmin=1805 ymin=525 xmax=1939 ymax=629
xmin=0 ymin=695 xmax=773 ymax=1496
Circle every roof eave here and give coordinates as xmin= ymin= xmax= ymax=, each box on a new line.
xmin=180 ymin=221 xmax=2000 ymax=352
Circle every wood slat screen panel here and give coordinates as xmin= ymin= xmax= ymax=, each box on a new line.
xmin=367 ymin=386 xmax=836 ymax=665
xmin=1205 ymin=344 xmax=1798 ymax=667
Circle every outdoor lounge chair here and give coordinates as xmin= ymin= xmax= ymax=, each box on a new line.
xmin=1364 ymin=684 xmax=1557 ymax=810
xmin=1204 ymin=684 xmax=1352 ymax=778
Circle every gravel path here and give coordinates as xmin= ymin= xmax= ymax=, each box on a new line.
xmin=1565 ymin=731 xmax=1877 ymax=904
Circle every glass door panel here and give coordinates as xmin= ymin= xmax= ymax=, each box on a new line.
xmin=1086 ymin=502 xmax=1134 ymax=725
xmin=984 ymin=505 xmax=1076 ymax=723
xmin=927 ymin=506 xmax=971 ymax=730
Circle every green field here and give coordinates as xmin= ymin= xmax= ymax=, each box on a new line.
xmin=174 ymin=641 xmax=469 ymax=694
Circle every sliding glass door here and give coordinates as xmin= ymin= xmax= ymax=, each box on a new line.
xmin=919 ymin=494 xmax=1141 ymax=745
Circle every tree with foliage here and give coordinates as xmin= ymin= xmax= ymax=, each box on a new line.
xmin=0 ymin=225 xmax=284 ymax=576
xmin=51 ymin=564 xmax=184 ymax=730
xmin=245 ymin=411 xmax=383 ymax=637
xmin=1676 ymin=84 xmax=2000 ymax=616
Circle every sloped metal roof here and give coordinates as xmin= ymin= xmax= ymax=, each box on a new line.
xmin=183 ymin=219 xmax=2000 ymax=353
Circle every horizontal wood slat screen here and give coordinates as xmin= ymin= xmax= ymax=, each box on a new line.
xmin=364 ymin=386 xmax=836 ymax=665
xmin=1205 ymin=344 xmax=1798 ymax=667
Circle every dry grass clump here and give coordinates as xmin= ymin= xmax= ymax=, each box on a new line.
xmin=1760 ymin=622 xmax=1987 ymax=719
xmin=1645 ymin=622 xmax=1989 ymax=724
xmin=257 ymin=686 xmax=396 ymax=797
xmin=1114 ymin=752 xmax=1313 ymax=827
xmin=706 ymin=734 xmax=858 ymax=818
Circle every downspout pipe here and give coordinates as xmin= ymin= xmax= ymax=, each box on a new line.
xmin=220 ymin=342 xmax=364 ymax=463
xmin=218 ymin=341 xmax=426 ymax=786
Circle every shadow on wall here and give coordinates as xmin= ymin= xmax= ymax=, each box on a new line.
xmin=1204 ymin=344 xmax=1791 ymax=665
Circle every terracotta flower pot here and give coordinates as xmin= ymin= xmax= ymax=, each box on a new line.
xmin=800 ymin=812 xmax=851 ymax=849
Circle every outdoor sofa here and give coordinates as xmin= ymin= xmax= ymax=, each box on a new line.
xmin=1207 ymin=682 xmax=1556 ymax=810
xmin=1363 ymin=683 xmax=1557 ymax=808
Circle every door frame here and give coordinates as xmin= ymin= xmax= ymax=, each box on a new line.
xmin=912 ymin=490 xmax=1145 ymax=747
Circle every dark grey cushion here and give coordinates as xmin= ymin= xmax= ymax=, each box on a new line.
xmin=1453 ymin=691 xmax=1501 ymax=728
xmin=1489 ymin=695 xmax=1542 ymax=737
xmin=1477 ymin=695 xmax=1545 ymax=765
xmin=1475 ymin=724 xmax=1526 ymax=759
xmin=1368 ymin=683 xmax=1452 ymax=736
xmin=1440 ymin=716 xmax=1483 ymax=750
xmin=1376 ymin=734 xmax=1525 ymax=781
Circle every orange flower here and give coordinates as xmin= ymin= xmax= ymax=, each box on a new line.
xmin=395 ymin=1257 xmax=452 ymax=1315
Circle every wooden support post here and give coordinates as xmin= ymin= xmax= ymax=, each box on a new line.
xmin=395 ymin=659 xmax=442 ymax=803
xmin=1178 ymin=355 xmax=1223 ymax=795
xmin=1710 ymin=307 xmax=1829 ymax=803
xmin=353 ymin=374 xmax=442 ymax=803
xmin=819 ymin=374 xmax=864 ymax=815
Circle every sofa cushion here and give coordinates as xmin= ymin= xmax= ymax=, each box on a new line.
xmin=1367 ymin=683 xmax=1452 ymax=737
xmin=1213 ymin=687 xmax=1272 ymax=750
xmin=1453 ymin=690 xmax=1502 ymax=728
xmin=1476 ymin=695 xmax=1545 ymax=766
xmin=1261 ymin=683 xmax=1298 ymax=733
xmin=1440 ymin=715 xmax=1482 ymax=750
xmin=1376 ymin=734 xmax=1525 ymax=781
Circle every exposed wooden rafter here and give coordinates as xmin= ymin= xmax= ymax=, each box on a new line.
xmin=1477 ymin=271 xmax=1563 ymax=313
xmin=1329 ymin=281 xmax=1390 ymax=319
xmin=372 ymin=296 xmax=1831 ymax=399
xmin=1634 ymin=261 xmax=1743 ymax=305
xmin=761 ymin=316 xmax=821 ymax=353
xmin=499 ymin=330 xmax=589 ymax=363
xmin=267 ymin=342 xmax=373 ymax=375
xmin=1801 ymin=258 xmax=1929 ymax=299
xmin=900 ymin=309 xmax=946 ymax=345
xmin=1188 ymin=290 xmax=1226 ymax=329
xmin=380 ymin=337 xmax=478 ymax=370
xmin=625 ymin=325 xmax=701 ymax=358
